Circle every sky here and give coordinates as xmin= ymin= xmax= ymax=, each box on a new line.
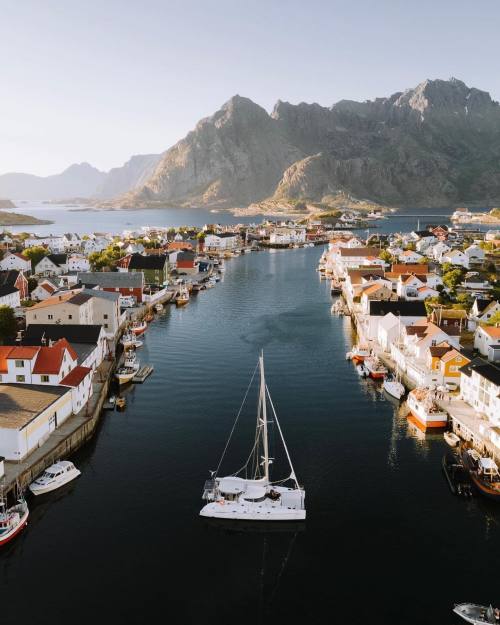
xmin=1 ymin=0 xmax=500 ymax=176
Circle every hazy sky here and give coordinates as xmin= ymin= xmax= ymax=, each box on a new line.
xmin=2 ymin=0 xmax=499 ymax=176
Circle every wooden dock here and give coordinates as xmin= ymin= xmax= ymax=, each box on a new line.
xmin=133 ymin=365 xmax=154 ymax=383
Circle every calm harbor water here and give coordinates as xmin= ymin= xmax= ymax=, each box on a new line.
xmin=1 ymin=246 xmax=500 ymax=625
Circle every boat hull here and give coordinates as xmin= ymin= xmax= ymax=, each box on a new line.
xmin=408 ymin=411 xmax=447 ymax=431
xmin=131 ymin=326 xmax=147 ymax=336
xmin=200 ymin=502 xmax=306 ymax=521
xmin=462 ymin=453 xmax=500 ymax=501
xmin=383 ymin=380 xmax=405 ymax=400
xmin=0 ymin=508 xmax=29 ymax=547
xmin=29 ymin=470 xmax=81 ymax=496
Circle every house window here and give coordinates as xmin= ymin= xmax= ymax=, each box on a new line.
xmin=104 ymin=323 xmax=108 ymax=329
xmin=16 ymin=375 xmax=25 ymax=382
xmin=48 ymin=314 xmax=53 ymax=320
xmin=104 ymin=314 xmax=108 ymax=319
xmin=15 ymin=360 xmax=24 ymax=367
xmin=41 ymin=375 xmax=49 ymax=382
xmin=68 ymin=314 xmax=72 ymax=319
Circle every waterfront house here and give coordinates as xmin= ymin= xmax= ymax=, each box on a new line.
xmin=126 ymin=254 xmax=168 ymax=285
xmin=26 ymin=291 xmax=94 ymax=326
xmin=31 ymin=279 xmax=58 ymax=301
xmin=35 ymin=253 xmax=68 ymax=277
xmin=0 ymin=285 xmax=20 ymax=309
xmin=22 ymin=324 xmax=107 ymax=369
xmin=0 ymin=340 xmax=78 ymax=385
xmin=176 ymin=251 xmax=198 ymax=275
xmin=426 ymin=343 xmax=471 ymax=386
xmin=77 ymin=272 xmax=145 ymax=303
xmin=60 ymin=365 xmax=93 ymax=414
xmin=360 ymin=283 xmax=398 ymax=313
xmin=0 ymin=252 xmax=31 ymax=274
xmin=460 ymin=359 xmax=500 ymax=427
xmin=474 ymin=325 xmax=500 ymax=356
xmin=0 ymin=384 xmax=72 ymax=460
xmin=80 ymin=289 xmax=123 ymax=339
xmin=0 ymin=270 xmax=28 ymax=300
xmin=363 ymin=300 xmax=427 ymax=340
xmin=377 ymin=313 xmax=405 ymax=352
xmin=204 ymin=232 xmax=240 ymax=251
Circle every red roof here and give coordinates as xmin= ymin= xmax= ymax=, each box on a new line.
xmin=41 ymin=283 xmax=56 ymax=294
xmin=32 ymin=339 xmax=78 ymax=374
xmin=0 ymin=346 xmax=13 ymax=373
xmin=60 ymin=365 xmax=92 ymax=387
xmin=7 ymin=346 xmax=40 ymax=360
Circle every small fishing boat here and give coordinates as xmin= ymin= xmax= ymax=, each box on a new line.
xmin=444 ymin=431 xmax=461 ymax=447
xmin=356 ymin=363 xmax=368 ymax=378
xmin=0 ymin=490 xmax=29 ymax=547
xmin=453 ymin=603 xmax=500 ymax=624
xmin=120 ymin=332 xmax=143 ymax=349
xmin=383 ymin=375 xmax=405 ymax=400
xmin=176 ymin=285 xmax=190 ymax=306
xmin=462 ymin=449 xmax=500 ymax=501
xmin=154 ymin=303 xmax=163 ymax=312
xmin=115 ymin=351 xmax=140 ymax=385
xmin=29 ymin=461 xmax=81 ymax=496
xmin=442 ymin=453 xmax=472 ymax=497
xmin=200 ymin=353 xmax=306 ymax=521
xmin=346 ymin=344 xmax=370 ymax=363
xmin=363 ymin=356 xmax=388 ymax=379
xmin=406 ymin=388 xmax=448 ymax=430
xmin=131 ymin=320 xmax=147 ymax=336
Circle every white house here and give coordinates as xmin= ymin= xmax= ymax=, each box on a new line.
xmin=61 ymin=233 xmax=82 ymax=252
xmin=430 ymin=241 xmax=451 ymax=261
xmin=0 ymin=384 xmax=73 ymax=460
xmin=377 ymin=313 xmax=403 ymax=352
xmin=60 ymin=365 xmax=93 ymax=414
xmin=474 ymin=325 xmax=500 ymax=356
xmin=442 ymin=249 xmax=469 ymax=269
xmin=83 ymin=238 xmax=108 ymax=254
xmin=460 ymin=359 xmax=500 ymax=426
xmin=0 ymin=252 xmax=31 ymax=273
xmin=0 ymin=285 xmax=20 ymax=308
xmin=0 ymin=340 xmax=78 ymax=385
xmin=67 ymin=254 xmax=90 ymax=272
xmin=469 ymin=299 xmax=500 ymax=330
xmin=26 ymin=291 xmax=94 ymax=326
xmin=464 ymin=244 xmax=485 ymax=263
xmin=35 ymin=254 xmax=68 ymax=277
xmin=81 ymin=288 xmax=123 ymax=339
xmin=31 ymin=279 xmax=58 ymax=301
xmin=269 ymin=228 xmax=306 ymax=245
xmin=204 ymin=233 xmax=240 ymax=251
xmin=24 ymin=236 xmax=65 ymax=252
xmin=398 ymin=250 xmax=424 ymax=264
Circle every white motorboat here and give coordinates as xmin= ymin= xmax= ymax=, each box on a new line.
xmin=200 ymin=353 xmax=306 ymax=521
xmin=444 ymin=431 xmax=461 ymax=447
xmin=383 ymin=376 xmax=405 ymax=400
xmin=115 ymin=351 xmax=140 ymax=385
xmin=120 ymin=332 xmax=143 ymax=349
xmin=363 ymin=356 xmax=388 ymax=380
xmin=0 ymin=491 xmax=29 ymax=547
xmin=453 ymin=603 xmax=500 ymax=624
xmin=346 ymin=344 xmax=370 ymax=363
xmin=407 ymin=388 xmax=448 ymax=430
xmin=29 ymin=461 xmax=81 ymax=496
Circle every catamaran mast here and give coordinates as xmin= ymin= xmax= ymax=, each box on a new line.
xmin=259 ymin=352 xmax=270 ymax=482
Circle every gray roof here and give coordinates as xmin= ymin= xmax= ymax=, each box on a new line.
xmin=78 ymin=272 xmax=144 ymax=288
xmin=81 ymin=288 xmax=120 ymax=301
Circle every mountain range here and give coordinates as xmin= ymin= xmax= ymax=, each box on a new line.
xmin=3 ymin=78 xmax=500 ymax=209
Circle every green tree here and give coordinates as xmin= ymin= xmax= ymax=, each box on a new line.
xmin=454 ymin=292 xmax=472 ymax=311
xmin=22 ymin=246 xmax=49 ymax=271
xmin=442 ymin=268 xmax=465 ymax=291
xmin=27 ymin=277 xmax=38 ymax=293
xmin=378 ymin=249 xmax=393 ymax=263
xmin=0 ymin=305 xmax=17 ymax=344
xmin=486 ymin=310 xmax=500 ymax=326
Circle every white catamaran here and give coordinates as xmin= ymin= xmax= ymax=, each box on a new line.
xmin=200 ymin=353 xmax=306 ymax=521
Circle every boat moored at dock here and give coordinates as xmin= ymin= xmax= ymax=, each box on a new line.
xmin=444 ymin=431 xmax=460 ymax=447
xmin=176 ymin=285 xmax=190 ymax=306
xmin=383 ymin=375 xmax=405 ymax=400
xmin=200 ymin=353 xmax=306 ymax=522
xmin=120 ymin=332 xmax=143 ymax=349
xmin=453 ymin=603 xmax=500 ymax=624
xmin=131 ymin=320 xmax=147 ymax=336
xmin=406 ymin=388 xmax=448 ymax=430
xmin=29 ymin=461 xmax=81 ymax=496
xmin=363 ymin=356 xmax=388 ymax=379
xmin=0 ymin=492 xmax=29 ymax=547
xmin=462 ymin=449 xmax=500 ymax=501
xmin=115 ymin=351 xmax=140 ymax=385
xmin=346 ymin=344 xmax=370 ymax=363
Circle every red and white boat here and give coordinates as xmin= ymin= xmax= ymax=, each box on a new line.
xmin=130 ymin=321 xmax=147 ymax=336
xmin=407 ymin=388 xmax=447 ymax=431
xmin=363 ymin=356 xmax=388 ymax=379
xmin=346 ymin=344 xmax=371 ymax=363
xmin=0 ymin=495 xmax=29 ymax=547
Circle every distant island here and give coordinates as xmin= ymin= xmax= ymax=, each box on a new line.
xmin=0 ymin=210 xmax=53 ymax=226
xmin=0 ymin=199 xmax=16 ymax=209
